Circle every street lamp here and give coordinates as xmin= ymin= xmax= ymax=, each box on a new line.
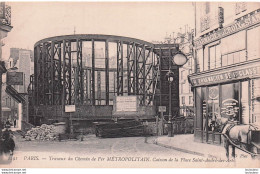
xmin=166 ymin=70 xmax=174 ymax=137
xmin=167 ymin=52 xmax=188 ymax=137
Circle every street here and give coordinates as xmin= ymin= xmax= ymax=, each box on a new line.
xmin=0 ymin=134 xmax=200 ymax=168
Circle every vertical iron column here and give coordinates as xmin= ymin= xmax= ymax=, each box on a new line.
xmin=68 ymin=41 xmax=72 ymax=105
xmin=159 ymin=48 xmax=162 ymax=106
xmin=133 ymin=44 xmax=136 ymax=94
xmin=35 ymin=45 xmax=40 ymax=105
xmin=142 ymin=45 xmax=146 ymax=105
xmin=127 ymin=44 xmax=130 ymax=94
xmin=105 ymin=40 xmax=109 ymax=105
xmin=50 ymin=41 xmax=55 ymax=105
xmin=58 ymin=42 xmax=62 ymax=105
xmin=116 ymin=41 xmax=123 ymax=96
xmin=41 ymin=43 xmax=46 ymax=105
xmin=91 ymin=39 xmax=95 ymax=105
xmin=135 ymin=45 xmax=139 ymax=96
xmin=62 ymin=40 xmax=66 ymax=111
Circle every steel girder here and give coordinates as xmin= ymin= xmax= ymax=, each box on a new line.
xmin=33 ymin=34 xmax=170 ymax=109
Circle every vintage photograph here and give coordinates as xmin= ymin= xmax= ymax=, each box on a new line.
xmin=0 ymin=1 xmax=259 ymax=169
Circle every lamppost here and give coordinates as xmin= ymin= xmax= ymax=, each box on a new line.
xmin=166 ymin=70 xmax=174 ymax=137
xmin=167 ymin=52 xmax=188 ymax=137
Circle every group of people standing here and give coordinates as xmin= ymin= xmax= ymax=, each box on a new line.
xmin=4 ymin=119 xmax=16 ymax=128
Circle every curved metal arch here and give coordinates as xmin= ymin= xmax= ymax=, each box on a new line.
xmin=34 ymin=34 xmax=154 ymax=48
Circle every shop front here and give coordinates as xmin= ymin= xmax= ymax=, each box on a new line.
xmin=189 ymin=60 xmax=260 ymax=145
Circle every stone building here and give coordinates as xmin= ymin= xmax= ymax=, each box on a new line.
xmin=189 ymin=2 xmax=260 ymax=144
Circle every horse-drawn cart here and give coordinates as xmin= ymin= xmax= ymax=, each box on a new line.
xmin=222 ymin=123 xmax=260 ymax=158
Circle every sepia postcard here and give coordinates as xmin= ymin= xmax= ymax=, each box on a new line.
xmin=0 ymin=1 xmax=260 ymax=170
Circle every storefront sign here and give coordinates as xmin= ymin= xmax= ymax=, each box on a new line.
xmin=195 ymin=11 xmax=260 ymax=47
xmin=191 ymin=66 xmax=260 ymax=86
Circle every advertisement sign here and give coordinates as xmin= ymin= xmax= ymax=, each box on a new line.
xmin=65 ymin=105 xmax=76 ymax=113
xmin=158 ymin=106 xmax=166 ymax=112
xmin=115 ymin=96 xmax=137 ymax=112
xmin=6 ymin=72 xmax=23 ymax=85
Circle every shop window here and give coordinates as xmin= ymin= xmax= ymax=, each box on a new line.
xmin=241 ymin=81 xmax=249 ymax=124
xmin=195 ymin=87 xmax=203 ymax=129
xmin=221 ymin=83 xmax=239 ymax=121
xmin=247 ymin=27 xmax=260 ymax=61
xmin=207 ymin=86 xmax=220 ymax=132
xmin=202 ymin=88 xmax=207 ymax=132
xmin=251 ymin=79 xmax=260 ymax=124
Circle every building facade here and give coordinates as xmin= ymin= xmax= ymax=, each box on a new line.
xmin=2 ymin=48 xmax=33 ymax=122
xmin=178 ymin=32 xmax=194 ymax=117
xmin=0 ymin=2 xmax=12 ymax=132
xmin=189 ymin=2 xmax=260 ymax=144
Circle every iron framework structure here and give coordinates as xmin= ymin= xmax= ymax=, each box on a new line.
xmin=30 ymin=34 xmax=179 ymax=122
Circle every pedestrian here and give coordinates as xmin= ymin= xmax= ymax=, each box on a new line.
xmin=13 ymin=119 xmax=16 ymax=128
xmin=5 ymin=120 xmax=11 ymax=129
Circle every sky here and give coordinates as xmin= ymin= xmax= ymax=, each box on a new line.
xmin=2 ymin=2 xmax=194 ymax=60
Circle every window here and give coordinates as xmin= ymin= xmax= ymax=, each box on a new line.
xmin=181 ymin=84 xmax=184 ymax=94
xmin=247 ymin=27 xmax=260 ymax=61
xmin=188 ymin=69 xmax=192 ymax=75
xmin=204 ymin=46 xmax=209 ymax=71
xmin=220 ymin=31 xmax=246 ymax=66
xmin=182 ymin=96 xmax=185 ymax=104
xmin=189 ymin=96 xmax=193 ymax=105
xmin=209 ymin=44 xmax=221 ymax=69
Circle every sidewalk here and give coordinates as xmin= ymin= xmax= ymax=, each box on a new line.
xmin=153 ymin=134 xmax=228 ymax=159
